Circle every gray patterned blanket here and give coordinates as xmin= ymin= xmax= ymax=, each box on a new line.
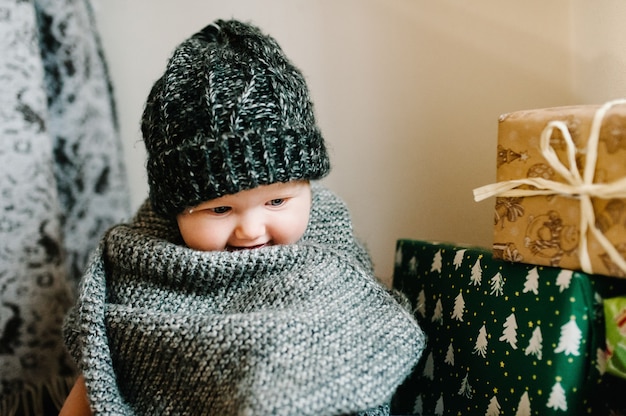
xmin=0 ymin=1 xmax=129 ymax=414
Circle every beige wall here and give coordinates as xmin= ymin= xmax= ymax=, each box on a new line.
xmin=94 ymin=1 xmax=624 ymax=284
xmin=570 ymin=0 xmax=626 ymax=102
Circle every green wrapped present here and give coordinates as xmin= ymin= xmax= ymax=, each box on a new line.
xmin=391 ymin=239 xmax=626 ymax=416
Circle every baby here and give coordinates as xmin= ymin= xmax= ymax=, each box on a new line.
xmin=61 ymin=19 xmax=424 ymax=415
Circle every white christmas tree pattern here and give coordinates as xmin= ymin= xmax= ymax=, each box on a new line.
xmin=434 ymin=395 xmax=444 ymax=416
xmin=596 ymin=348 xmax=607 ymax=374
xmin=395 ymin=245 xmax=402 ymax=267
xmin=470 ymin=259 xmax=482 ymax=286
xmin=546 ymin=380 xmax=568 ymax=411
xmin=485 ymin=396 xmax=501 ymax=416
xmin=392 ymin=242 xmax=626 ymax=416
xmin=554 ymin=319 xmax=582 ymax=356
xmin=452 ymin=291 xmax=465 ymax=321
xmin=432 ymin=298 xmax=443 ymax=324
xmin=431 ymin=249 xmax=443 ymax=273
xmin=474 ymin=324 xmax=488 ymax=357
xmin=522 ymin=267 xmax=540 ymax=295
xmin=412 ymin=395 xmax=423 ymax=416
xmin=445 ymin=342 xmax=455 ymax=366
xmin=435 ymin=394 xmax=444 ymax=416
xmin=453 ymin=249 xmax=466 ymax=270
xmin=423 ymin=352 xmax=435 ymax=380
xmin=490 ymin=272 xmax=505 ymax=296
xmin=458 ymin=372 xmax=472 ymax=398
xmin=408 ymin=255 xmax=418 ymax=276
xmin=515 ymin=391 xmax=531 ymax=416
xmin=594 ymin=291 xmax=604 ymax=307
xmin=525 ymin=326 xmax=543 ymax=360
xmin=415 ymin=289 xmax=426 ymax=318
xmin=499 ymin=313 xmax=518 ymax=349
xmin=556 ymin=269 xmax=573 ymax=293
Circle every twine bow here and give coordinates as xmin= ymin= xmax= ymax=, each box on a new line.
xmin=473 ymin=99 xmax=626 ymax=275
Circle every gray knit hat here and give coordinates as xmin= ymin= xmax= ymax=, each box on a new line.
xmin=141 ymin=19 xmax=330 ymax=218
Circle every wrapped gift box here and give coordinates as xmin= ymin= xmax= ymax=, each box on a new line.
xmin=391 ymin=239 xmax=626 ymax=416
xmin=604 ymin=296 xmax=626 ymax=379
xmin=475 ymin=100 xmax=626 ymax=277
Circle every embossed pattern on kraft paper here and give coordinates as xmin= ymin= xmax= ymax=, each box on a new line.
xmin=492 ymin=103 xmax=626 ymax=277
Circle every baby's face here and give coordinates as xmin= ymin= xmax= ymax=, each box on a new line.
xmin=176 ymin=181 xmax=311 ymax=251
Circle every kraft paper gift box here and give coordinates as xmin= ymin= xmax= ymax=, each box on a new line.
xmin=390 ymin=239 xmax=626 ymax=416
xmin=474 ymin=99 xmax=626 ymax=277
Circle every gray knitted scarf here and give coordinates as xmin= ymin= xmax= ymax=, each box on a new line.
xmin=64 ymin=185 xmax=424 ymax=415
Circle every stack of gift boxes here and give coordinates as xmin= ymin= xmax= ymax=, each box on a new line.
xmin=391 ymin=100 xmax=626 ymax=416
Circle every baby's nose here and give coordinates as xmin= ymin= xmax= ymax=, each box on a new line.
xmin=234 ymin=214 xmax=265 ymax=240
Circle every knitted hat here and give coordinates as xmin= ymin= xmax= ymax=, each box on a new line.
xmin=141 ymin=19 xmax=331 ymax=218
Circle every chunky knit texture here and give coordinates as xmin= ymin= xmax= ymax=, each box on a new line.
xmin=141 ymin=20 xmax=330 ymax=218
xmin=64 ymin=185 xmax=425 ymax=415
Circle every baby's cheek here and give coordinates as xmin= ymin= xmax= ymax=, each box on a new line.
xmin=287 ymin=215 xmax=310 ymax=244
xmin=179 ymin=221 xmax=229 ymax=251
xmin=274 ymin=218 xmax=308 ymax=244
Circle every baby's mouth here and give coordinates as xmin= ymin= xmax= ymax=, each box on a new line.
xmin=227 ymin=242 xmax=270 ymax=251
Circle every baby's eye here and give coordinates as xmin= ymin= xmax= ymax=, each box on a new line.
xmin=210 ymin=206 xmax=231 ymax=214
xmin=267 ymin=198 xmax=286 ymax=207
